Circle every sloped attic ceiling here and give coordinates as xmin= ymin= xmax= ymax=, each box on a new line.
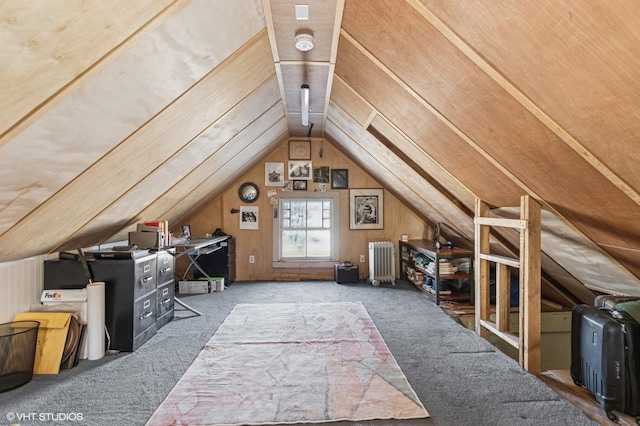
xmin=0 ymin=1 xmax=639 ymax=298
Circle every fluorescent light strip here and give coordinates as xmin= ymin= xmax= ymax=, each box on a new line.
xmin=301 ymin=84 xmax=310 ymax=126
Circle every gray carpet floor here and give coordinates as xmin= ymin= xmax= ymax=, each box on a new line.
xmin=0 ymin=280 xmax=595 ymax=425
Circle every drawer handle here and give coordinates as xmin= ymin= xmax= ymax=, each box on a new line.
xmin=139 ymin=311 xmax=153 ymax=320
xmin=161 ymin=298 xmax=171 ymax=305
xmin=141 ymin=276 xmax=153 ymax=283
xmin=160 ymin=267 xmax=172 ymax=273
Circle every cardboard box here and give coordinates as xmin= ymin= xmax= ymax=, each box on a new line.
xmin=179 ymin=280 xmax=211 ymax=294
xmin=129 ymin=230 xmax=163 ymax=249
xmin=13 ymin=312 xmax=72 ymax=374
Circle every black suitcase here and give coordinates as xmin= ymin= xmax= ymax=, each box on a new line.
xmin=570 ymin=304 xmax=640 ymax=422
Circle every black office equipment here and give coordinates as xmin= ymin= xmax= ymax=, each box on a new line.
xmin=570 ymin=304 xmax=640 ymax=422
xmin=192 ymin=236 xmax=235 ymax=286
xmin=334 ymin=262 xmax=359 ymax=284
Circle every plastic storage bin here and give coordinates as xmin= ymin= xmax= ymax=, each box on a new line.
xmin=0 ymin=320 xmax=40 ymax=393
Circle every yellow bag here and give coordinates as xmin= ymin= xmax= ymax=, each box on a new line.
xmin=13 ymin=312 xmax=71 ymax=374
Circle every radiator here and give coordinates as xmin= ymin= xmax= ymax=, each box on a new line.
xmin=368 ymin=241 xmax=396 ymax=286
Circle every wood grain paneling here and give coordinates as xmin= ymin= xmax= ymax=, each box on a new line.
xmin=0 ymin=0 xmax=177 ymax=138
xmin=341 ymin=0 xmax=640 ymax=274
xmin=3 ymin=0 xmax=639 ymax=300
xmin=0 ymin=0 xmax=267 ymax=244
xmin=334 ymin=33 xmax=523 ymax=207
xmin=266 ymin=0 xmax=337 ymax=63
xmin=128 ymin=118 xmax=289 ymax=241
xmin=0 ymin=33 xmax=275 ymax=260
xmin=183 ymin=135 xmax=429 ymax=281
xmin=329 ymin=77 xmax=374 ymax=127
xmin=419 ymin=0 xmax=640 ymax=198
xmin=280 ymin=62 xmax=330 ymax=115
xmin=57 ymin=78 xmax=283 ymax=252
xmin=331 ymin=74 xmax=476 ymax=211
xmin=327 ymin=103 xmax=471 ymax=239
xmin=156 ymin=120 xmax=289 ymax=228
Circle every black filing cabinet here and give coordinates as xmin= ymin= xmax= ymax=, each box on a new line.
xmin=194 ymin=236 xmax=236 ymax=285
xmin=44 ymin=251 xmax=175 ymax=352
xmin=155 ymin=249 xmax=175 ymax=328
xmin=91 ymin=254 xmax=158 ymax=352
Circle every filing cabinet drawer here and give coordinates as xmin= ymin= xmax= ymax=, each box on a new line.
xmin=133 ymin=291 xmax=157 ymax=337
xmin=134 ymin=256 xmax=157 ymax=298
xmin=156 ymin=249 xmax=175 ymax=285
xmin=157 ymin=282 xmax=174 ymax=319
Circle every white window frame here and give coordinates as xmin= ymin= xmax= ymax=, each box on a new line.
xmin=272 ymin=191 xmax=340 ymax=268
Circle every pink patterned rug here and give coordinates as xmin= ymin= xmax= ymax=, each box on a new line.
xmin=146 ymin=302 xmax=429 ymax=425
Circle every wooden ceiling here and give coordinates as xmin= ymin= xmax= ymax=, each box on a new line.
xmin=1 ymin=0 xmax=639 ymax=297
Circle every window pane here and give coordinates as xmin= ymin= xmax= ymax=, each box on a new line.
xmin=307 ymin=230 xmax=330 ymax=257
xmin=282 ymin=230 xmax=306 ymax=257
xmin=290 ymin=201 xmax=306 ymax=228
xmin=280 ymin=197 xmax=333 ymax=260
xmin=307 ymin=201 xmax=323 ymax=228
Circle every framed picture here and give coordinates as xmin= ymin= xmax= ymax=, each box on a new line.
xmin=239 ymin=206 xmax=259 ymax=230
xmin=349 ymin=189 xmax=384 ymax=230
xmin=282 ymin=181 xmax=293 ymax=191
xmin=181 ymin=225 xmax=191 ymax=239
xmin=313 ymin=166 xmax=329 ymax=183
xmin=293 ymin=180 xmax=307 ymax=190
xmin=265 ymin=162 xmax=284 ymax=186
xmin=289 ymin=140 xmax=311 ymax=160
xmin=331 ymin=169 xmax=348 ymax=189
xmin=288 ymin=161 xmax=312 ymax=180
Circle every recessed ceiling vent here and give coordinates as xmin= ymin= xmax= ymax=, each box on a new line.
xmin=294 ymin=31 xmax=314 ymax=52
xmin=295 ymin=4 xmax=309 ymax=20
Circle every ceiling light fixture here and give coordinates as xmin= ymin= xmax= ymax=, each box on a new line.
xmin=301 ymin=84 xmax=310 ymax=127
xmin=294 ymin=31 xmax=314 ymax=52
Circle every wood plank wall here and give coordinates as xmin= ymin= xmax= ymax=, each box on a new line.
xmin=179 ymin=138 xmax=430 ymax=281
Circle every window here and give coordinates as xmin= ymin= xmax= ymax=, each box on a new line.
xmin=273 ymin=192 xmax=339 ymax=267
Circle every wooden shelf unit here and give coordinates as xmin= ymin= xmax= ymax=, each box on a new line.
xmin=399 ymin=239 xmax=474 ymax=305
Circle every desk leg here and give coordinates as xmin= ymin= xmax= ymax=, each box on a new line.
xmin=174 ymin=297 xmax=203 ymax=316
